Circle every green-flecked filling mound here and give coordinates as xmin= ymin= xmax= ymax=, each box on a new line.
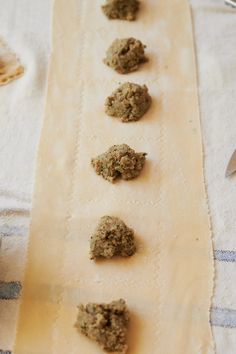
xmin=90 ymin=216 xmax=136 ymax=259
xmin=104 ymin=38 xmax=148 ymax=74
xmin=91 ymin=144 xmax=147 ymax=183
xmin=105 ymin=82 xmax=152 ymax=122
xmin=102 ymin=0 xmax=140 ymax=21
xmin=75 ymin=299 xmax=129 ymax=353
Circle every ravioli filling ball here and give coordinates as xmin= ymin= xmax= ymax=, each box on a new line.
xmin=102 ymin=0 xmax=140 ymax=21
xmin=75 ymin=299 xmax=130 ymax=353
xmin=90 ymin=216 xmax=136 ymax=259
xmin=104 ymin=38 xmax=148 ymax=74
xmin=91 ymin=144 xmax=147 ymax=182
xmin=105 ymin=82 xmax=152 ymax=122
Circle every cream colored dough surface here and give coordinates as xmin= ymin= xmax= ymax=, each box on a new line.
xmin=14 ymin=0 xmax=214 ymax=353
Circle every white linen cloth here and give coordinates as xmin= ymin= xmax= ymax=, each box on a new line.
xmin=192 ymin=1 xmax=236 ymax=352
xmin=0 ymin=0 xmax=235 ymax=352
xmin=0 ymin=0 xmax=53 ymax=350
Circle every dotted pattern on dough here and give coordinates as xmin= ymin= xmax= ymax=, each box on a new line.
xmin=51 ymin=0 xmax=87 ymax=349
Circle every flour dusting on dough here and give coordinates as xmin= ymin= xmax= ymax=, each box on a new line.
xmin=179 ymin=47 xmax=192 ymax=75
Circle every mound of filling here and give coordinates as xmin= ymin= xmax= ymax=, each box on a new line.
xmin=105 ymin=82 xmax=152 ymax=122
xmin=104 ymin=38 xmax=147 ymax=74
xmin=75 ymin=299 xmax=129 ymax=353
xmin=91 ymin=144 xmax=147 ymax=182
xmin=90 ymin=216 xmax=136 ymax=259
xmin=102 ymin=0 xmax=140 ymax=21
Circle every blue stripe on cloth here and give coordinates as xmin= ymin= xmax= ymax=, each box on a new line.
xmin=0 ymin=225 xmax=28 ymax=238
xmin=211 ymin=307 xmax=236 ymax=328
xmin=0 ymin=225 xmax=28 ymax=237
xmin=0 ymin=281 xmax=22 ymax=299
xmin=214 ymin=250 xmax=236 ymax=262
